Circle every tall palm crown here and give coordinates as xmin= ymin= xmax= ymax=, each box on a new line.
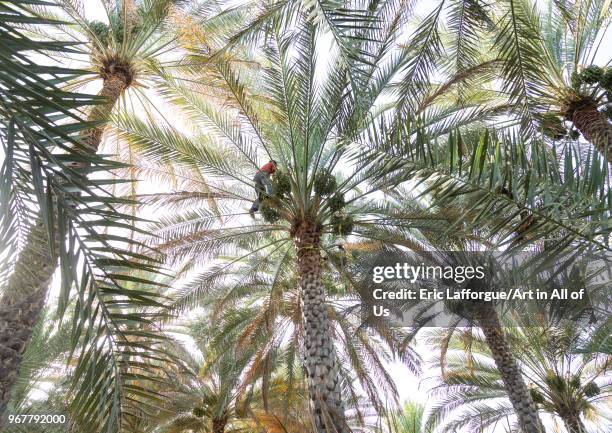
xmin=391 ymin=0 xmax=611 ymax=161
xmin=487 ymin=0 xmax=611 ymax=161
xmin=2 ymin=0 xmax=185 ymax=286
xmin=115 ymin=3 xmax=436 ymax=429
xmin=53 ymin=0 xmax=190 ymax=156
xmin=60 ymin=0 xmax=182 ymax=84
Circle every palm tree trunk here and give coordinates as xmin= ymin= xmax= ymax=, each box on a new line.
xmin=0 ymin=70 xmax=129 ymax=421
xmin=294 ymin=219 xmax=348 ymax=433
xmin=560 ymin=412 xmax=586 ymax=433
xmin=0 ymin=222 xmax=56 ymax=418
xmin=566 ymin=96 xmax=612 ymax=164
xmin=475 ymin=304 xmax=545 ymax=433
xmin=212 ymin=415 xmax=228 ymax=433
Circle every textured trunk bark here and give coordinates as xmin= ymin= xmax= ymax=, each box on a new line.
xmin=82 ymin=71 xmax=129 ymax=152
xmin=560 ymin=412 xmax=586 ymax=433
xmin=475 ymin=304 xmax=545 ymax=433
xmin=0 ymin=222 xmax=56 ymax=418
xmin=0 ymin=71 xmax=129 ymax=421
xmin=566 ymin=97 xmax=612 ymax=164
xmin=212 ymin=415 xmax=228 ymax=433
xmin=294 ymin=219 xmax=348 ymax=433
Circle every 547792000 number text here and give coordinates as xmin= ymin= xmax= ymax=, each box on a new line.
xmin=7 ymin=414 xmax=67 ymax=424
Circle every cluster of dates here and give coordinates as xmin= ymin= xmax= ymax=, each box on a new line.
xmin=88 ymin=16 xmax=141 ymax=48
xmin=259 ymin=170 xmax=353 ymax=236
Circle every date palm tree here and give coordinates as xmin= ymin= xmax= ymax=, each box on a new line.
xmin=485 ymin=0 xmax=611 ymax=161
xmin=0 ymin=1 xmax=176 ymax=429
xmin=361 ymin=118 xmax=611 ymax=433
xmin=151 ymin=320 xmax=314 ymax=433
xmin=0 ymin=0 xmax=97 ymax=420
xmin=395 ymin=0 xmax=611 ymax=162
xmin=1 ymin=0 xmax=183 ymax=375
xmin=112 ymin=2 xmax=449 ymax=427
xmin=424 ymin=319 xmax=611 ymax=433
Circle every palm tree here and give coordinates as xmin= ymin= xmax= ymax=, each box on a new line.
xmin=359 ymin=127 xmax=610 ymax=433
xmin=366 ymin=113 xmax=612 ymax=431
xmin=425 ymin=319 xmax=611 ymax=433
xmin=153 ymin=321 xmax=314 ymax=433
xmin=112 ymin=3 xmax=443 ymax=428
xmin=385 ymin=403 xmax=428 ymax=433
xmin=473 ymin=295 xmax=545 ymax=433
xmin=0 ymin=0 xmax=186 ymax=424
xmin=1 ymin=0 xmax=180 ymax=349
xmin=486 ymin=0 xmax=611 ymax=162
xmin=369 ymin=12 xmax=612 ymax=404
xmin=378 ymin=0 xmax=611 ymax=265
xmin=128 ymin=185 xmax=426 ymax=428
xmin=393 ymin=0 xmax=611 ymax=161
xmin=0 ymin=0 xmax=98 ymax=420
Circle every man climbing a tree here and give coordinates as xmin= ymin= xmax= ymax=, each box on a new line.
xmin=249 ymin=160 xmax=277 ymax=218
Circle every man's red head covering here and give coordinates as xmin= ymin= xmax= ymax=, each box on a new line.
xmin=260 ymin=161 xmax=277 ymax=174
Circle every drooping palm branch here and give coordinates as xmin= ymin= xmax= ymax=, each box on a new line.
xmin=0 ymin=2 xmax=174 ymax=431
